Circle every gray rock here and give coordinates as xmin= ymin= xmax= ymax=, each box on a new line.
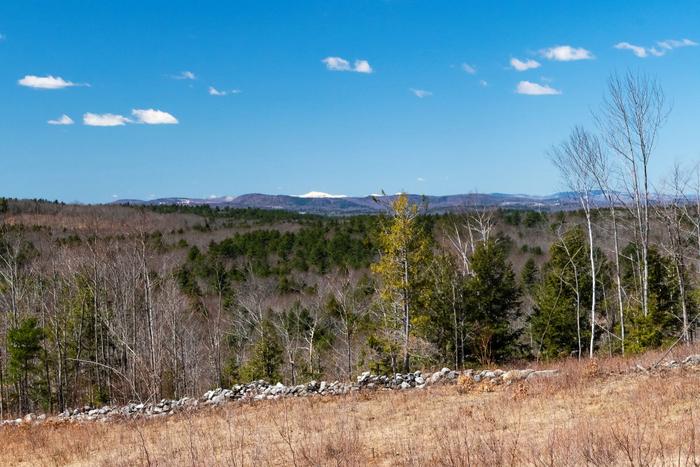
xmin=526 ymin=369 xmax=559 ymax=380
xmin=358 ymin=371 xmax=371 ymax=383
xmin=211 ymin=394 xmax=226 ymax=405
xmin=428 ymin=372 xmax=443 ymax=385
xmin=502 ymin=369 xmax=534 ymax=384
xmin=683 ymin=354 xmax=700 ymax=365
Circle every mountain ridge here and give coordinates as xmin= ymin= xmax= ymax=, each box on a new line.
xmin=113 ymin=192 xmax=588 ymax=214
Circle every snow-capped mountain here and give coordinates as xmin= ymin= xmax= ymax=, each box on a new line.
xmin=295 ymin=191 xmax=348 ymax=199
xmin=113 ymin=191 xmax=600 ymax=214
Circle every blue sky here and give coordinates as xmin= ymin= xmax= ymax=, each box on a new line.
xmin=1 ymin=1 xmax=700 ymax=202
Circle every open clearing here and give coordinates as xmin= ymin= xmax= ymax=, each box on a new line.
xmin=3 ymin=349 xmax=700 ymax=466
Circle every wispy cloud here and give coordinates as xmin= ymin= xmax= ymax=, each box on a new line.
xmin=510 ymin=58 xmax=541 ymax=71
xmin=173 ymin=71 xmax=196 ymax=80
xmin=48 ymin=114 xmax=74 ymax=125
xmin=461 ymin=63 xmax=477 ymax=74
xmin=132 ymin=109 xmax=178 ymax=125
xmin=541 ymin=45 xmax=594 ymax=61
xmin=479 ymin=80 xmax=488 ymax=87
xmin=83 ymin=113 xmax=131 ymax=127
xmin=322 ymin=56 xmax=350 ymax=71
xmin=516 ymin=81 xmax=561 ymax=96
xmin=417 ymin=177 xmax=425 ymax=182
xmin=614 ymin=42 xmax=650 ymax=58
xmin=322 ymin=56 xmax=373 ymax=73
xmin=410 ymin=88 xmax=432 ymax=98
xmin=208 ymin=86 xmax=242 ymax=96
xmin=18 ymin=75 xmax=87 ymax=89
xmin=83 ymin=109 xmax=178 ymax=126
xmin=614 ymin=38 xmax=697 ymax=58
xmin=659 ymin=38 xmax=698 ymax=50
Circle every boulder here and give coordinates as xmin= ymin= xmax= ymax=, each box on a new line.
xmin=357 ymin=371 xmax=371 ymax=384
xmin=502 ymin=369 xmax=534 ymax=384
xmin=526 ymin=369 xmax=559 ymax=380
xmin=683 ymin=355 xmax=700 ymax=365
xmin=428 ymin=372 xmax=443 ymax=385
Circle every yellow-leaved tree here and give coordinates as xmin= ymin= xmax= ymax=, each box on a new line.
xmin=371 ymin=193 xmax=432 ymax=372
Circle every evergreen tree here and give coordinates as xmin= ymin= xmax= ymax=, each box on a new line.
xmin=622 ymin=244 xmax=696 ymax=352
xmin=520 ymin=258 xmax=540 ymax=293
xmin=239 ymin=320 xmax=283 ymax=383
xmin=530 ymin=227 xmax=592 ymax=359
xmin=8 ymin=318 xmax=45 ymax=414
xmin=462 ymin=240 xmax=522 ymax=364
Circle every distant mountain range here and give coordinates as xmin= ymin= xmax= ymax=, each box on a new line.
xmin=114 ymin=191 xmax=597 ymax=215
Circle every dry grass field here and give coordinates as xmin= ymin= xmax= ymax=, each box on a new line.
xmin=3 ymin=348 xmax=700 ymax=466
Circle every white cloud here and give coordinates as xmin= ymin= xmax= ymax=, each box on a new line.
xmin=208 ymin=86 xmax=225 ymax=96
xmin=323 ymin=56 xmax=351 ymax=71
xmin=658 ymin=38 xmax=698 ymax=50
xmin=83 ymin=113 xmax=131 ymax=127
xmin=461 ymin=63 xmax=477 ymax=74
xmin=173 ymin=71 xmax=196 ymax=80
xmin=208 ymin=86 xmax=242 ymax=96
xmin=353 ymin=59 xmax=373 ymax=73
xmin=82 ymin=109 xmax=178 ymax=126
xmin=18 ymin=75 xmax=85 ymax=89
xmin=417 ymin=177 xmax=425 ymax=182
xmin=510 ymin=57 xmax=541 ymax=71
xmin=410 ymin=88 xmax=432 ymax=98
xmin=48 ymin=114 xmax=74 ymax=125
xmin=322 ymin=56 xmax=373 ymax=73
xmin=479 ymin=80 xmax=488 ymax=87
xmin=132 ymin=109 xmax=178 ymax=125
xmin=615 ymin=38 xmax=697 ymax=58
xmin=516 ymin=81 xmax=561 ymax=96
xmin=614 ymin=42 xmax=651 ymax=58
xmin=541 ymin=45 xmax=594 ymax=61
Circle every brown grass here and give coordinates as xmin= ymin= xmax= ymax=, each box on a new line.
xmin=4 ymin=347 xmax=700 ymax=466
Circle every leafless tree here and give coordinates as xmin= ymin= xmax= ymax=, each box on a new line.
xmin=599 ymin=72 xmax=668 ymax=319
xmin=550 ymin=126 xmax=600 ymax=358
xmin=656 ymin=164 xmax=693 ymax=343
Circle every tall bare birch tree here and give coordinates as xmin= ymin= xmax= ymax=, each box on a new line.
xmin=599 ymin=72 xmax=667 ymax=319
xmin=550 ymin=126 xmax=599 ymax=358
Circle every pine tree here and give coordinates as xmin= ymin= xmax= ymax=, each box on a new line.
xmin=520 ymin=257 xmax=540 ymax=292
xmin=462 ymin=240 xmax=522 ymax=364
xmin=530 ymin=227 xmax=592 ymax=359
xmin=8 ymin=317 xmax=45 ymax=414
xmin=239 ymin=320 xmax=283 ymax=383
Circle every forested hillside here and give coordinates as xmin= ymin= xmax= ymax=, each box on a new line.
xmin=1 ymin=183 xmax=698 ymax=419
